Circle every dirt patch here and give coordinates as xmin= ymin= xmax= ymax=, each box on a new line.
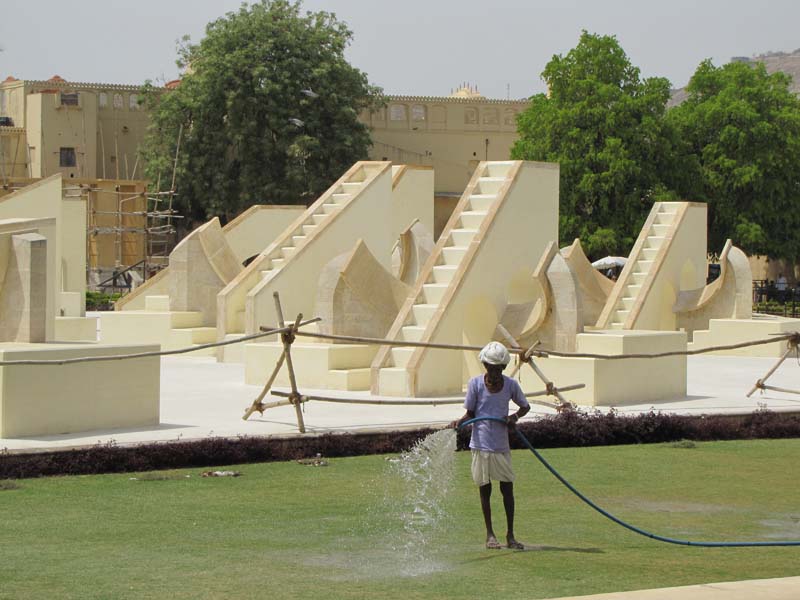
xmin=759 ymin=516 xmax=800 ymax=539
xmin=608 ymin=498 xmax=737 ymax=514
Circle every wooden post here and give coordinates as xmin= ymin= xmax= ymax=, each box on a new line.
xmin=496 ymin=324 xmax=573 ymax=409
xmin=747 ymin=340 xmax=799 ymax=397
xmin=274 ymin=292 xmax=306 ymax=433
xmin=242 ymin=351 xmax=286 ymax=420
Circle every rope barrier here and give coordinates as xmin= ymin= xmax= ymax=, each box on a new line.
xmin=0 ymin=317 xmax=320 ymax=366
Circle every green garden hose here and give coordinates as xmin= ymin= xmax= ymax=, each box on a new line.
xmin=461 ymin=416 xmax=800 ymax=547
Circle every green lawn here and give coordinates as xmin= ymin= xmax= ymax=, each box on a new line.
xmin=2 ymin=439 xmax=800 ymax=599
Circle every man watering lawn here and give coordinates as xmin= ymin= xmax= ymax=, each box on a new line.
xmin=452 ymin=341 xmax=530 ymax=550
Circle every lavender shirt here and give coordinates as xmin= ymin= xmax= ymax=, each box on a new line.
xmin=464 ymin=375 xmax=529 ymax=453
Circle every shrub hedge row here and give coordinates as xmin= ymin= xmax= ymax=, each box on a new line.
xmin=2 ymin=409 xmax=799 ymax=479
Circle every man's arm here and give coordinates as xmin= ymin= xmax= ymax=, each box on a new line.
xmin=450 ymin=410 xmax=475 ymax=429
xmin=505 ymin=405 xmax=529 ymax=429
xmin=506 ymin=380 xmax=531 ymax=428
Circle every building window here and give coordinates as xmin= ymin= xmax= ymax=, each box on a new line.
xmin=389 ymin=104 xmax=407 ymax=121
xmin=60 ymin=92 xmax=79 ymax=106
xmin=504 ymin=109 xmax=517 ymax=125
xmin=464 ymin=107 xmax=478 ymax=124
xmin=113 ymin=93 xmax=123 ymax=109
xmin=411 ymin=105 xmax=426 ymax=121
xmin=129 ymin=94 xmax=139 ymax=110
xmin=483 ymin=108 xmax=499 ymax=125
xmin=98 ymin=92 xmax=108 ymax=108
xmin=59 ymin=147 xmax=77 ymax=167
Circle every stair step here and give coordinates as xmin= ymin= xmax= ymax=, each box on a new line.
xmin=321 ymin=203 xmax=342 ymax=215
xmin=271 ymin=257 xmax=285 ymax=268
xmin=327 ymin=368 xmax=371 ymax=391
xmin=291 ymin=235 xmax=306 ymax=246
xmin=401 ymin=325 xmax=426 ymax=342
xmin=422 ymin=283 xmax=448 ymax=304
xmin=469 ymin=194 xmax=496 ymax=212
xmin=635 ymin=259 xmax=654 ymax=270
xmin=169 ymin=311 xmax=204 ymax=329
xmin=431 ymin=265 xmax=457 ymax=284
xmin=654 ymin=212 xmax=675 ymax=225
xmin=391 ymin=347 xmax=415 ymax=367
xmin=411 ymin=303 xmax=438 ymax=324
xmin=302 ymin=224 xmax=317 ymax=236
xmin=642 ymin=248 xmax=659 ymax=260
xmin=608 ymin=322 xmax=624 ymax=330
xmin=341 ymin=182 xmax=362 ymax=193
xmin=281 ymin=246 xmax=296 ymax=258
xmin=620 ymin=297 xmax=635 ymax=310
xmin=171 ymin=326 xmax=217 ymax=346
xmin=450 ymin=228 xmax=478 ymax=247
xmin=377 ymin=367 xmax=411 ymax=396
xmin=651 ymin=223 xmax=671 ymax=236
xmin=483 ymin=161 xmax=515 ymax=178
xmin=331 ymin=193 xmax=352 ymax=203
xmin=459 ymin=210 xmax=488 ymax=230
xmin=442 ymin=246 xmax=467 ymax=265
xmin=645 ymin=235 xmax=664 ymax=249
xmin=630 ymin=272 xmax=647 ymax=284
xmin=475 ymin=176 xmax=505 ymax=195
xmin=311 ymin=214 xmax=327 ymax=225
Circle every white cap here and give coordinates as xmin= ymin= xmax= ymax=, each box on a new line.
xmin=479 ymin=341 xmax=511 ymax=366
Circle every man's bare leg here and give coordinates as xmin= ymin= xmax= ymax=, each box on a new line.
xmin=500 ymin=481 xmax=523 ymax=549
xmin=479 ymin=483 xmax=500 ymax=548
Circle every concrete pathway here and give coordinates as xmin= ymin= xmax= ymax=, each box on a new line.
xmin=545 ymin=576 xmax=800 ymax=599
xmin=1 ymin=353 xmax=798 ymax=453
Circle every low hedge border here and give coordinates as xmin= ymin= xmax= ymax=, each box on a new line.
xmin=2 ymin=409 xmax=799 ymax=479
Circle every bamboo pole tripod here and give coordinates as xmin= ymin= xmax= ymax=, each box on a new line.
xmin=747 ymin=333 xmax=800 ymax=398
xmin=242 ymin=293 xmax=583 ymax=432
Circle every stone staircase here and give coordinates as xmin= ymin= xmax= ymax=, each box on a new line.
xmin=218 ymin=161 xmax=392 ymax=362
xmin=370 ymin=161 xmax=540 ymax=396
xmin=596 ymin=202 xmax=686 ymax=330
xmin=99 ymin=294 xmax=217 ymax=356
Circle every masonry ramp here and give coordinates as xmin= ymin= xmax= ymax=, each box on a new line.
xmin=100 ymin=217 xmax=241 ymax=356
xmin=242 ymin=165 xmax=433 ymax=387
xmin=370 ymin=160 xmax=559 ymax=397
xmin=217 ymin=162 xmax=394 ymax=361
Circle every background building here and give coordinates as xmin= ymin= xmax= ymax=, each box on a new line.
xmin=0 ymin=75 xmax=149 ymax=181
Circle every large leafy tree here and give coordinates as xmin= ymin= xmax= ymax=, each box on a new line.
xmin=667 ymin=60 xmax=800 ymax=260
xmin=511 ymin=32 xmax=676 ymax=258
xmin=142 ymin=0 xmax=381 ymax=222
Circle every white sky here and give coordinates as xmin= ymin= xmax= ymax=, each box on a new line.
xmin=2 ymin=0 xmax=799 ymax=98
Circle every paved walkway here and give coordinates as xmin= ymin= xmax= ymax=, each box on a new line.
xmin=1 ymin=353 xmax=798 ymax=453
xmin=546 ymin=576 xmax=800 ymax=599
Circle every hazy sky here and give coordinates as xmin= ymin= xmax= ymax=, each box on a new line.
xmin=2 ymin=0 xmax=800 ymax=98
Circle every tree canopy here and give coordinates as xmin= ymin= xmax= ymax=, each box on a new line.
xmin=142 ymin=0 xmax=381 ymax=222
xmin=667 ymin=60 xmax=800 ymax=260
xmin=511 ymin=31 xmax=676 ymax=258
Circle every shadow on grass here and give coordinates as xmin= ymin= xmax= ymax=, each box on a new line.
xmin=460 ymin=544 xmax=604 ymax=563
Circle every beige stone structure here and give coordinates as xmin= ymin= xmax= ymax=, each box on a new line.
xmin=0 ymin=75 xmax=148 ymax=181
xmin=101 ymin=204 xmax=304 ymax=356
xmin=227 ymin=163 xmax=433 ymax=362
xmin=0 ymin=342 xmax=160 ymax=437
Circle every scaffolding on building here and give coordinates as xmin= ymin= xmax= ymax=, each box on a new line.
xmin=62 ymin=183 xmax=182 ymax=291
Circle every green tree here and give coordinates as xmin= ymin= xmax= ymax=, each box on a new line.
xmin=142 ymin=0 xmax=381 ymax=222
xmin=667 ymin=59 xmax=800 ymax=260
xmin=511 ymin=32 xmax=676 ymax=258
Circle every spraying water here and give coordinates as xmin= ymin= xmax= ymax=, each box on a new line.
xmin=385 ymin=428 xmax=457 ymax=575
